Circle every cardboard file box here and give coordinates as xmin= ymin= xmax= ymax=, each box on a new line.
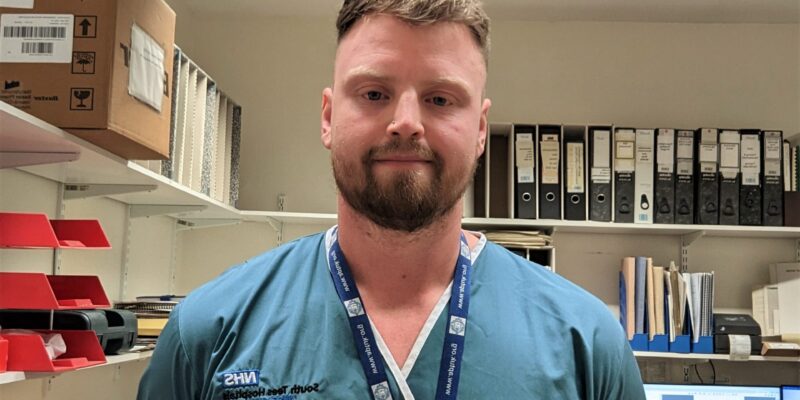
xmin=669 ymin=335 xmax=691 ymax=353
xmin=692 ymin=336 xmax=713 ymax=354
xmin=0 ymin=0 xmax=176 ymax=159
xmin=648 ymin=335 xmax=668 ymax=352
xmin=0 ymin=309 xmax=138 ymax=355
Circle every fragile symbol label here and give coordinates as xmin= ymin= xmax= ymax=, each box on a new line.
xmin=70 ymin=87 xmax=94 ymax=111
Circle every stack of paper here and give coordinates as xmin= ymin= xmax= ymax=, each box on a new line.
xmin=684 ymin=271 xmax=715 ymax=343
xmin=483 ymin=230 xmax=552 ymax=248
xmin=767 ymin=262 xmax=800 ymax=335
xmin=115 ymin=297 xmax=183 ymax=342
xmin=620 ymin=257 xmax=710 ymax=344
xmin=752 ymin=284 xmax=780 ymax=336
xmin=665 ymin=261 xmax=687 ymax=342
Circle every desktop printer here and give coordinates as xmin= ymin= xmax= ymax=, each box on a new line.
xmin=713 ymin=313 xmax=762 ymax=355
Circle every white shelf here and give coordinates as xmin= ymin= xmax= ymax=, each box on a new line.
xmin=0 ymin=102 xmax=81 ymax=169
xmin=462 ymin=218 xmax=800 ymax=239
xmin=241 ymin=211 xmax=800 ymax=239
xmin=1 ymin=101 xmax=240 ymax=221
xmin=0 ymin=348 xmax=153 ymax=385
xmin=634 ymin=351 xmax=800 ymax=363
xmin=240 ymin=210 xmax=338 ymax=225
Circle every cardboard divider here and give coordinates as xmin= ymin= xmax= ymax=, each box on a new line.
xmin=648 ymin=334 xmax=669 ymax=352
xmin=692 ymin=336 xmax=714 ymax=354
xmin=670 ymin=335 xmax=691 ymax=353
xmin=629 ymin=333 xmax=649 ymax=351
xmin=0 ymin=213 xmax=111 ymax=249
xmin=3 ymin=330 xmax=106 ymax=372
xmin=0 ymin=273 xmax=111 ymax=310
xmin=0 ymin=212 xmax=59 ymax=248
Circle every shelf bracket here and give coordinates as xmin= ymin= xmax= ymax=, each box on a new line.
xmin=680 ymin=230 xmax=706 ymax=272
xmin=64 ymin=183 xmax=157 ymax=200
xmin=52 ymin=183 xmax=66 ymax=275
xmin=264 ymin=216 xmax=284 ymax=246
xmin=129 ymin=204 xmax=206 ymax=218
xmin=175 ymin=218 xmax=241 ymax=231
xmin=119 ymin=204 xmax=133 ymax=301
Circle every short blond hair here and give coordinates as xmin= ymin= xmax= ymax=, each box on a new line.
xmin=336 ymin=0 xmax=490 ymax=65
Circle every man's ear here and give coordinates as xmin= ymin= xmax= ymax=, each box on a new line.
xmin=321 ymin=87 xmax=334 ymax=149
xmin=477 ymin=97 xmax=491 ymax=157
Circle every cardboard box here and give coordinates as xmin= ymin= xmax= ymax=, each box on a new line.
xmin=0 ymin=0 xmax=176 ymax=159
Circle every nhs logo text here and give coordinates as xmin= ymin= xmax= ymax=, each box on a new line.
xmin=222 ymin=370 xmax=260 ymax=387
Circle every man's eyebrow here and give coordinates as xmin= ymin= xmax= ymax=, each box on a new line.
xmin=422 ymin=76 xmax=472 ymax=95
xmin=342 ymin=67 xmax=394 ymax=85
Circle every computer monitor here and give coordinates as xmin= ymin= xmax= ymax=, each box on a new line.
xmin=643 ymin=383 xmax=780 ymax=400
xmin=784 ymin=386 xmax=800 ymax=400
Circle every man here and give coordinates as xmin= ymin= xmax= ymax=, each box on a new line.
xmin=138 ymin=1 xmax=645 ymax=399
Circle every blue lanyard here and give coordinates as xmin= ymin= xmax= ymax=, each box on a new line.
xmin=326 ymin=227 xmax=472 ymax=400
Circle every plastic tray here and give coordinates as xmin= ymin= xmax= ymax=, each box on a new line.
xmin=0 ymin=212 xmax=110 ymax=249
xmin=3 ymin=330 xmax=106 ymax=372
xmin=0 ymin=272 xmax=111 ymax=310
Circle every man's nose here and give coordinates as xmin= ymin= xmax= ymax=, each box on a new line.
xmin=387 ymin=91 xmax=424 ymax=139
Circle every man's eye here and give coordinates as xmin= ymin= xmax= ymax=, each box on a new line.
xmin=364 ymin=91 xmax=386 ymax=101
xmin=428 ymin=96 xmax=451 ymax=107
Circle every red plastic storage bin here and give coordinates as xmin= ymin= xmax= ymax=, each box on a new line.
xmin=0 ymin=272 xmax=111 ymax=310
xmin=0 ymin=336 xmax=8 ymax=373
xmin=0 ymin=212 xmax=59 ymax=248
xmin=50 ymin=219 xmax=111 ymax=249
xmin=0 ymin=212 xmax=111 ymax=249
xmin=3 ymin=330 xmax=106 ymax=372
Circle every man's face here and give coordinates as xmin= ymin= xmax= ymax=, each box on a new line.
xmin=322 ymin=14 xmax=490 ymax=232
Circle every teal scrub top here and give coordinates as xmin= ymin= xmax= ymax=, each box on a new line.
xmin=137 ymin=229 xmax=645 ymax=399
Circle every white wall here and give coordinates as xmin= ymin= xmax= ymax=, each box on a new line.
xmin=171 ymin=13 xmax=798 ymax=213
xmin=0 ymin=169 xmax=58 ymax=274
xmin=488 ymin=21 xmax=799 ymax=131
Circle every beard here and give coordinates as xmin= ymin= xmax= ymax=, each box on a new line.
xmin=332 ymin=138 xmax=475 ymax=233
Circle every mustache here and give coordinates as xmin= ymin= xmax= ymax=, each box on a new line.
xmin=364 ymin=139 xmax=436 ymax=163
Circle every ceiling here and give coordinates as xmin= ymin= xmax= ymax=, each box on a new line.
xmin=184 ymin=0 xmax=800 ymax=24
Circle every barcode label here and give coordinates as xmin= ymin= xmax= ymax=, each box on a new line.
xmin=0 ymin=14 xmax=73 ymax=63
xmin=21 ymin=42 xmax=53 ymax=54
xmin=3 ymin=26 xmax=66 ymax=38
